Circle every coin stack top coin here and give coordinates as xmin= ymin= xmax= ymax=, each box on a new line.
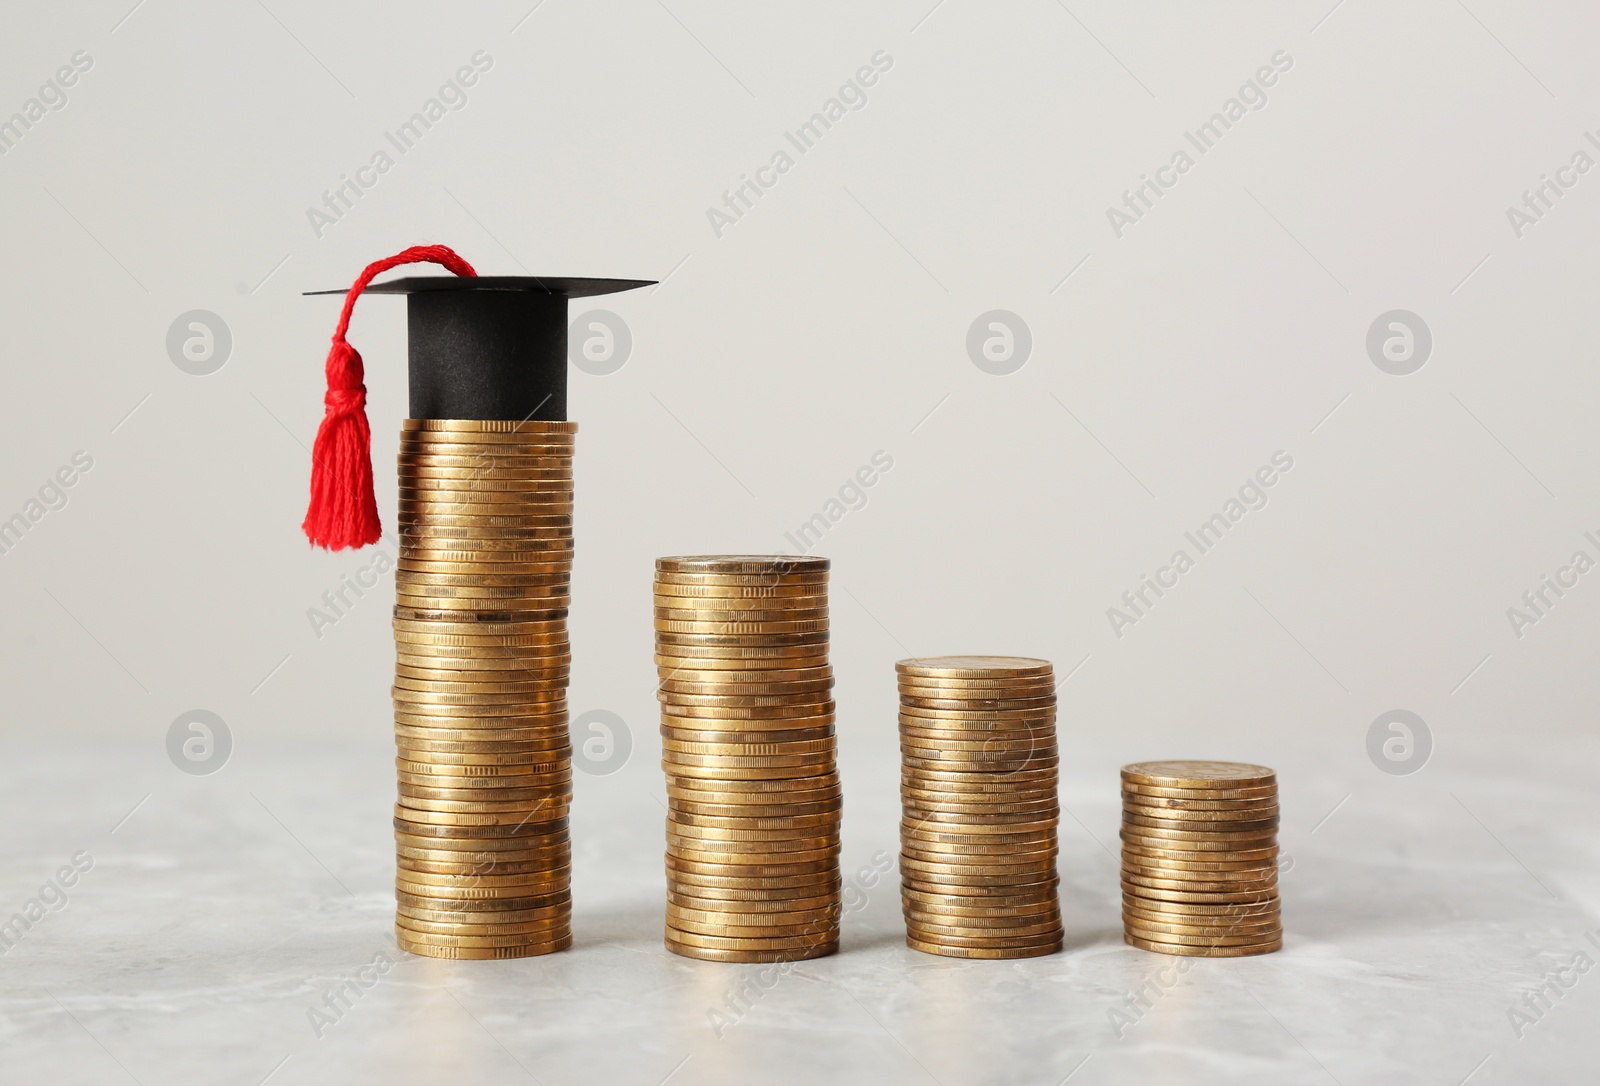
xmin=656 ymin=555 xmax=842 ymax=963
xmin=1119 ymin=760 xmax=1282 ymax=957
xmin=390 ymin=419 xmax=576 ymax=959
xmin=897 ymin=656 xmax=1063 ymax=959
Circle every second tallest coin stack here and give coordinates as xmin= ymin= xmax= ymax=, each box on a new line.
xmin=390 ymin=419 xmax=576 ymax=959
xmin=655 ymin=555 xmax=842 ymax=962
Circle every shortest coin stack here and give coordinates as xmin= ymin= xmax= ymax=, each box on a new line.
xmin=1119 ymin=760 xmax=1281 ymax=957
xmin=898 ymin=656 xmax=1063 ymax=959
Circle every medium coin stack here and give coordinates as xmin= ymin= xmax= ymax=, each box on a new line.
xmin=897 ymin=656 xmax=1063 ymax=959
xmin=655 ymin=555 xmax=842 ymax=963
xmin=1120 ymin=760 xmax=1282 ymax=957
xmin=390 ymin=419 xmax=575 ymax=959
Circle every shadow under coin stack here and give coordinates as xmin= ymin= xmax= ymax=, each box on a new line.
xmin=390 ymin=419 xmax=575 ymax=959
xmin=654 ymin=555 xmax=842 ymax=963
xmin=897 ymin=656 xmax=1064 ymax=959
xmin=1119 ymin=760 xmax=1282 ymax=957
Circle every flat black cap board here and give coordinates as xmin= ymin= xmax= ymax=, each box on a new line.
xmin=304 ymin=276 xmax=654 ymax=421
xmin=300 ymin=245 xmax=653 ymax=550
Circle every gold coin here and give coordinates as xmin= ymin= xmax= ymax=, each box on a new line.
xmin=661 ymin=734 xmax=835 ymax=754
xmin=1121 ymin=870 xmax=1278 ymax=894
xmin=666 ymin=903 xmax=840 ymax=928
xmin=1119 ymin=823 xmax=1277 ymax=845
xmin=905 ymin=936 xmax=1061 ymax=959
xmin=652 ymin=582 xmax=826 ymax=598
xmin=396 ymin=580 xmax=571 ymax=599
xmin=667 ymin=865 xmax=839 ymax=888
xmin=393 ymin=805 xmax=568 ymax=827
xmin=653 ymin=593 xmax=828 ymax=610
xmin=1121 ymin=761 xmax=1276 ymax=789
xmin=401 ymin=419 xmax=577 ymax=433
xmin=903 ymin=904 xmax=1061 ymax=927
xmin=1121 ymin=790 xmax=1278 ymax=811
xmin=653 ymin=601 xmax=828 ymax=618
xmin=666 ymin=777 xmax=840 ymax=798
xmin=394 ymin=728 xmax=568 ymax=747
xmin=665 ymin=920 xmax=837 ymax=942
xmin=403 ymin=461 xmax=571 ymax=476
xmin=395 ymin=897 xmax=570 ymax=920
xmin=394 ymin=828 xmax=566 ymax=851
xmin=660 ymin=699 xmax=833 ymax=719
xmin=1120 ymin=882 xmax=1278 ymax=906
xmin=658 ymin=682 xmax=834 ymax=701
xmin=396 ymin=749 xmax=570 ymax=772
xmin=900 ymin=797 xmax=1061 ymax=819
xmin=666 ymin=845 xmax=838 ymax=869
xmin=1122 ymin=811 xmax=1280 ymax=833
xmin=397 ymin=901 xmax=569 ymax=925
xmin=1121 ymin=845 xmax=1280 ymax=867
xmin=1122 ymin=919 xmax=1281 ymax=946
xmin=896 ymin=656 xmax=1053 ymax=679
xmin=398 ymin=557 xmax=571 ymax=574
xmin=901 ymin=928 xmax=1063 ymax=950
xmin=1122 ymin=932 xmax=1280 ymax=958
xmin=397 ymin=765 xmax=570 ymax=786
xmin=395 ymin=924 xmax=572 ymax=949
xmin=902 ymin=756 xmax=1058 ymax=777
xmin=396 ymin=570 xmax=572 ymax=588
xmin=395 ymin=748 xmax=565 ymax=766
xmin=656 ymin=633 xmax=829 ymax=650
xmin=658 ymin=690 xmax=837 ymax=710
xmin=396 ymin=934 xmax=573 ymax=959
xmin=400 ymin=481 xmax=573 ymax=499
xmin=656 ymin=555 xmax=830 ymax=575
xmin=898 ymin=734 xmax=1057 ymax=755
xmin=905 ymin=914 xmax=1065 ymax=940
xmin=666 ymin=822 xmax=840 ymax=845
xmin=654 ymin=650 xmax=831 ymax=668
xmin=663 ymin=940 xmax=838 ymax=963
xmin=398 ymin=854 xmax=569 ymax=878
xmin=398 ymin=430 xmax=574 ymax=445
xmin=898 ymin=708 xmax=1055 ymax=726
xmin=393 ymin=882 xmax=570 ymax=904
xmin=658 ymin=662 xmax=831 ymax=681
xmin=395 ymin=862 xmax=571 ymax=886
xmin=1120 ymin=856 xmax=1278 ymax=877
xmin=1121 ymin=909 xmax=1280 ymax=936
xmin=396 ymin=843 xmax=569 ymax=865
xmin=396 ymin=771 xmax=569 ymax=791
xmin=896 ymin=676 xmax=1057 ymax=693
xmin=662 ymin=928 xmax=838 ymax=952
xmin=902 ymin=818 xmax=1057 ymax=839
xmin=393 ymin=618 xmax=567 ymax=636
xmin=898 ymin=695 xmax=1057 ymax=713
xmin=666 ymin=829 xmax=838 ymax=851
xmin=397 ymin=915 xmax=570 ymax=939
xmin=654 ymin=572 xmax=829 ymax=588
xmin=1119 ymin=782 xmax=1275 ymax=802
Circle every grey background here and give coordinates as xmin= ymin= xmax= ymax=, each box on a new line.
xmin=3 ymin=2 xmax=1599 ymax=1084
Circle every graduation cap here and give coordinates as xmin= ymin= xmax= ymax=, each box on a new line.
xmin=302 ymin=245 xmax=653 ymax=550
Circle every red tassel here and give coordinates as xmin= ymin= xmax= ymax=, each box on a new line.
xmin=302 ymin=245 xmax=478 ymax=550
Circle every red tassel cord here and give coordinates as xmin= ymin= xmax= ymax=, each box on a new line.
xmin=302 ymin=245 xmax=477 ymax=550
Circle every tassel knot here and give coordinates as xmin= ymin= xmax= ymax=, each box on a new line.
xmin=301 ymin=245 xmax=477 ymax=550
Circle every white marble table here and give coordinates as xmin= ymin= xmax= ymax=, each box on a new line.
xmin=3 ymin=726 xmax=1596 ymax=1086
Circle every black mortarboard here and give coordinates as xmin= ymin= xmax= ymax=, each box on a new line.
xmin=301 ymin=245 xmax=652 ymax=549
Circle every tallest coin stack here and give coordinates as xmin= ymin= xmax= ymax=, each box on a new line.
xmin=390 ymin=419 xmax=576 ymax=959
xmin=654 ymin=555 xmax=843 ymax=962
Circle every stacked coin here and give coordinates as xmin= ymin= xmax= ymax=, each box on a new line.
xmin=1120 ymin=760 xmax=1281 ymax=957
xmin=897 ymin=656 xmax=1063 ymax=959
xmin=655 ymin=555 xmax=841 ymax=963
xmin=390 ymin=419 xmax=575 ymax=959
